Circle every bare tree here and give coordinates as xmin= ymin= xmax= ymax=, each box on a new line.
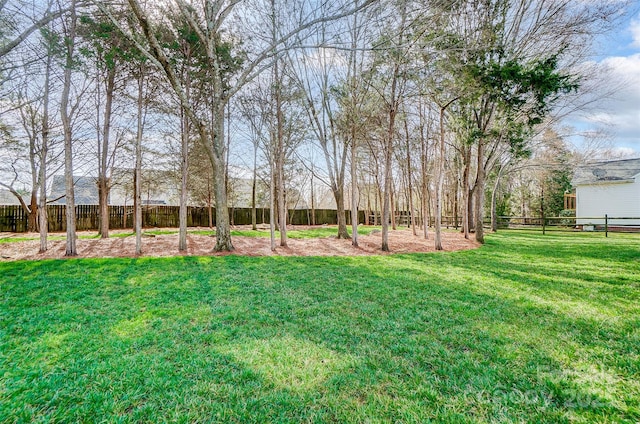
xmin=61 ymin=0 xmax=78 ymax=256
xmin=270 ymin=0 xmax=288 ymax=247
xmin=110 ymin=0 xmax=374 ymax=251
xmin=434 ymin=101 xmax=451 ymax=250
xmin=39 ymin=44 xmax=53 ymax=252
xmin=238 ymin=93 xmax=269 ymax=232
xmin=132 ymin=62 xmax=152 ymax=254
xmin=289 ymin=43 xmax=351 ymax=239
xmin=366 ymin=0 xmax=412 ymax=251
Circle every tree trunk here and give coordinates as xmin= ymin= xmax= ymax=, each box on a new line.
xmin=376 ymin=184 xmax=382 ymax=226
xmin=226 ymin=103 xmax=234 ymax=229
xmin=26 ymin=123 xmax=39 ymax=233
xmin=310 ymin=172 xmax=316 ymax=226
xmin=38 ymin=51 xmax=51 ymax=252
xmin=212 ymin=114 xmax=233 ymax=252
xmin=134 ymin=166 xmax=142 ymax=254
xmin=178 ymin=105 xmax=189 ymax=251
xmin=98 ymin=177 xmax=110 ymax=238
xmin=365 ymin=181 xmax=371 ymax=226
xmin=404 ymin=118 xmax=416 ymax=236
xmin=382 ymin=93 xmax=398 ymax=251
xmin=420 ymin=107 xmax=429 ymax=239
xmin=269 ymin=142 xmax=277 ymax=251
xmin=475 ymin=141 xmax=486 ymax=244
xmin=272 ymin=54 xmax=287 ymax=247
xmin=276 ymin=142 xmax=287 ymax=247
xmin=334 ymin=187 xmax=349 ymax=239
xmin=468 ymin=187 xmax=475 ymax=232
xmin=251 ymin=143 xmax=257 ymax=230
xmin=276 ymin=147 xmax=287 ymax=246
xmin=462 ymin=146 xmax=471 ymax=239
xmin=38 ymin=194 xmax=47 ymax=252
xmin=453 ymin=177 xmax=459 ymax=230
xmin=434 ymin=106 xmax=445 ymax=251
xmin=98 ymin=67 xmax=115 ymax=239
xmin=213 ymin=158 xmax=232 ymax=251
xmin=491 ymin=182 xmax=498 ymax=232
xmin=135 ymin=71 xmax=144 ymax=255
xmin=26 ymin=193 xmax=37 ymax=232
xmin=207 ymin=179 xmax=213 ymax=229
xmin=382 ymin=150 xmax=391 ymax=252
xmin=62 ymin=0 xmax=77 ymax=256
xmin=491 ymin=165 xmax=504 ymax=233
xmin=390 ymin=184 xmax=397 ymax=231
xmin=178 ymin=60 xmax=191 ymax=251
xmin=350 ymin=140 xmax=359 ymax=247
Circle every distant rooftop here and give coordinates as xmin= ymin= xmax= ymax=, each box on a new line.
xmin=572 ymin=158 xmax=640 ymax=186
xmin=0 ymin=189 xmax=29 ymax=205
xmin=142 ymin=199 xmax=167 ymax=205
xmin=49 ymin=175 xmax=100 ymax=205
xmin=50 ymin=173 xmax=178 ymax=206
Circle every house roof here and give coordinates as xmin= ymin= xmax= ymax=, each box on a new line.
xmin=0 ymin=189 xmax=29 ymax=205
xmin=572 ymin=158 xmax=640 ymax=186
xmin=110 ymin=168 xmax=179 ymax=206
xmin=49 ymin=175 xmax=100 ymax=205
xmin=48 ymin=168 xmax=185 ymax=206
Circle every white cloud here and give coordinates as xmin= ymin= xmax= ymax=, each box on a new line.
xmin=573 ymin=53 xmax=640 ymax=152
xmin=611 ymin=146 xmax=638 ymax=157
xmin=564 ymin=16 xmax=640 ymax=155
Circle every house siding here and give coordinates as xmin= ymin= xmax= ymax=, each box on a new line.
xmin=576 ymin=179 xmax=640 ymax=226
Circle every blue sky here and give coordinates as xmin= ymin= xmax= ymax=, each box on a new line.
xmin=567 ymin=10 xmax=640 ymax=157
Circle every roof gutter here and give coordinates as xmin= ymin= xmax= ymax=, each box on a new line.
xmin=573 ymin=178 xmax=635 ymax=186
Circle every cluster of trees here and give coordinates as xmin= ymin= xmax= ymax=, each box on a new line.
xmin=0 ymin=0 xmax=631 ymax=256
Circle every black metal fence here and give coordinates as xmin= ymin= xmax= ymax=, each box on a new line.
xmin=495 ymin=215 xmax=640 ymax=236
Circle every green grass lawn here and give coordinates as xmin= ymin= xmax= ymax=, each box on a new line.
xmin=1 ymin=232 xmax=638 ymax=423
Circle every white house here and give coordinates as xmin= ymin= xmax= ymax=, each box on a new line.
xmin=572 ymin=158 xmax=640 ymax=227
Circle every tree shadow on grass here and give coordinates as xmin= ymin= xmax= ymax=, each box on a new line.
xmin=1 ymin=250 xmax=638 ymax=422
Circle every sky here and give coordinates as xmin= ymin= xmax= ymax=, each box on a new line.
xmin=567 ymin=9 xmax=640 ymax=157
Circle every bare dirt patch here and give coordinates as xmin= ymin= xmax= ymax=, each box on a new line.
xmin=0 ymin=226 xmax=480 ymax=261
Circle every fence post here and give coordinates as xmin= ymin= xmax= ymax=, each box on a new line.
xmin=605 ymin=214 xmax=608 ymax=238
xmin=542 ymin=214 xmax=546 ymax=235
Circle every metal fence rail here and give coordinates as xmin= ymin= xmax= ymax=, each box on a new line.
xmin=496 ymin=215 xmax=640 ymax=236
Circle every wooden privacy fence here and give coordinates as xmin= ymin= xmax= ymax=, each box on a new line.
xmin=0 ymin=205 xmax=28 ymax=232
xmin=0 ymin=205 xmax=367 ymax=233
